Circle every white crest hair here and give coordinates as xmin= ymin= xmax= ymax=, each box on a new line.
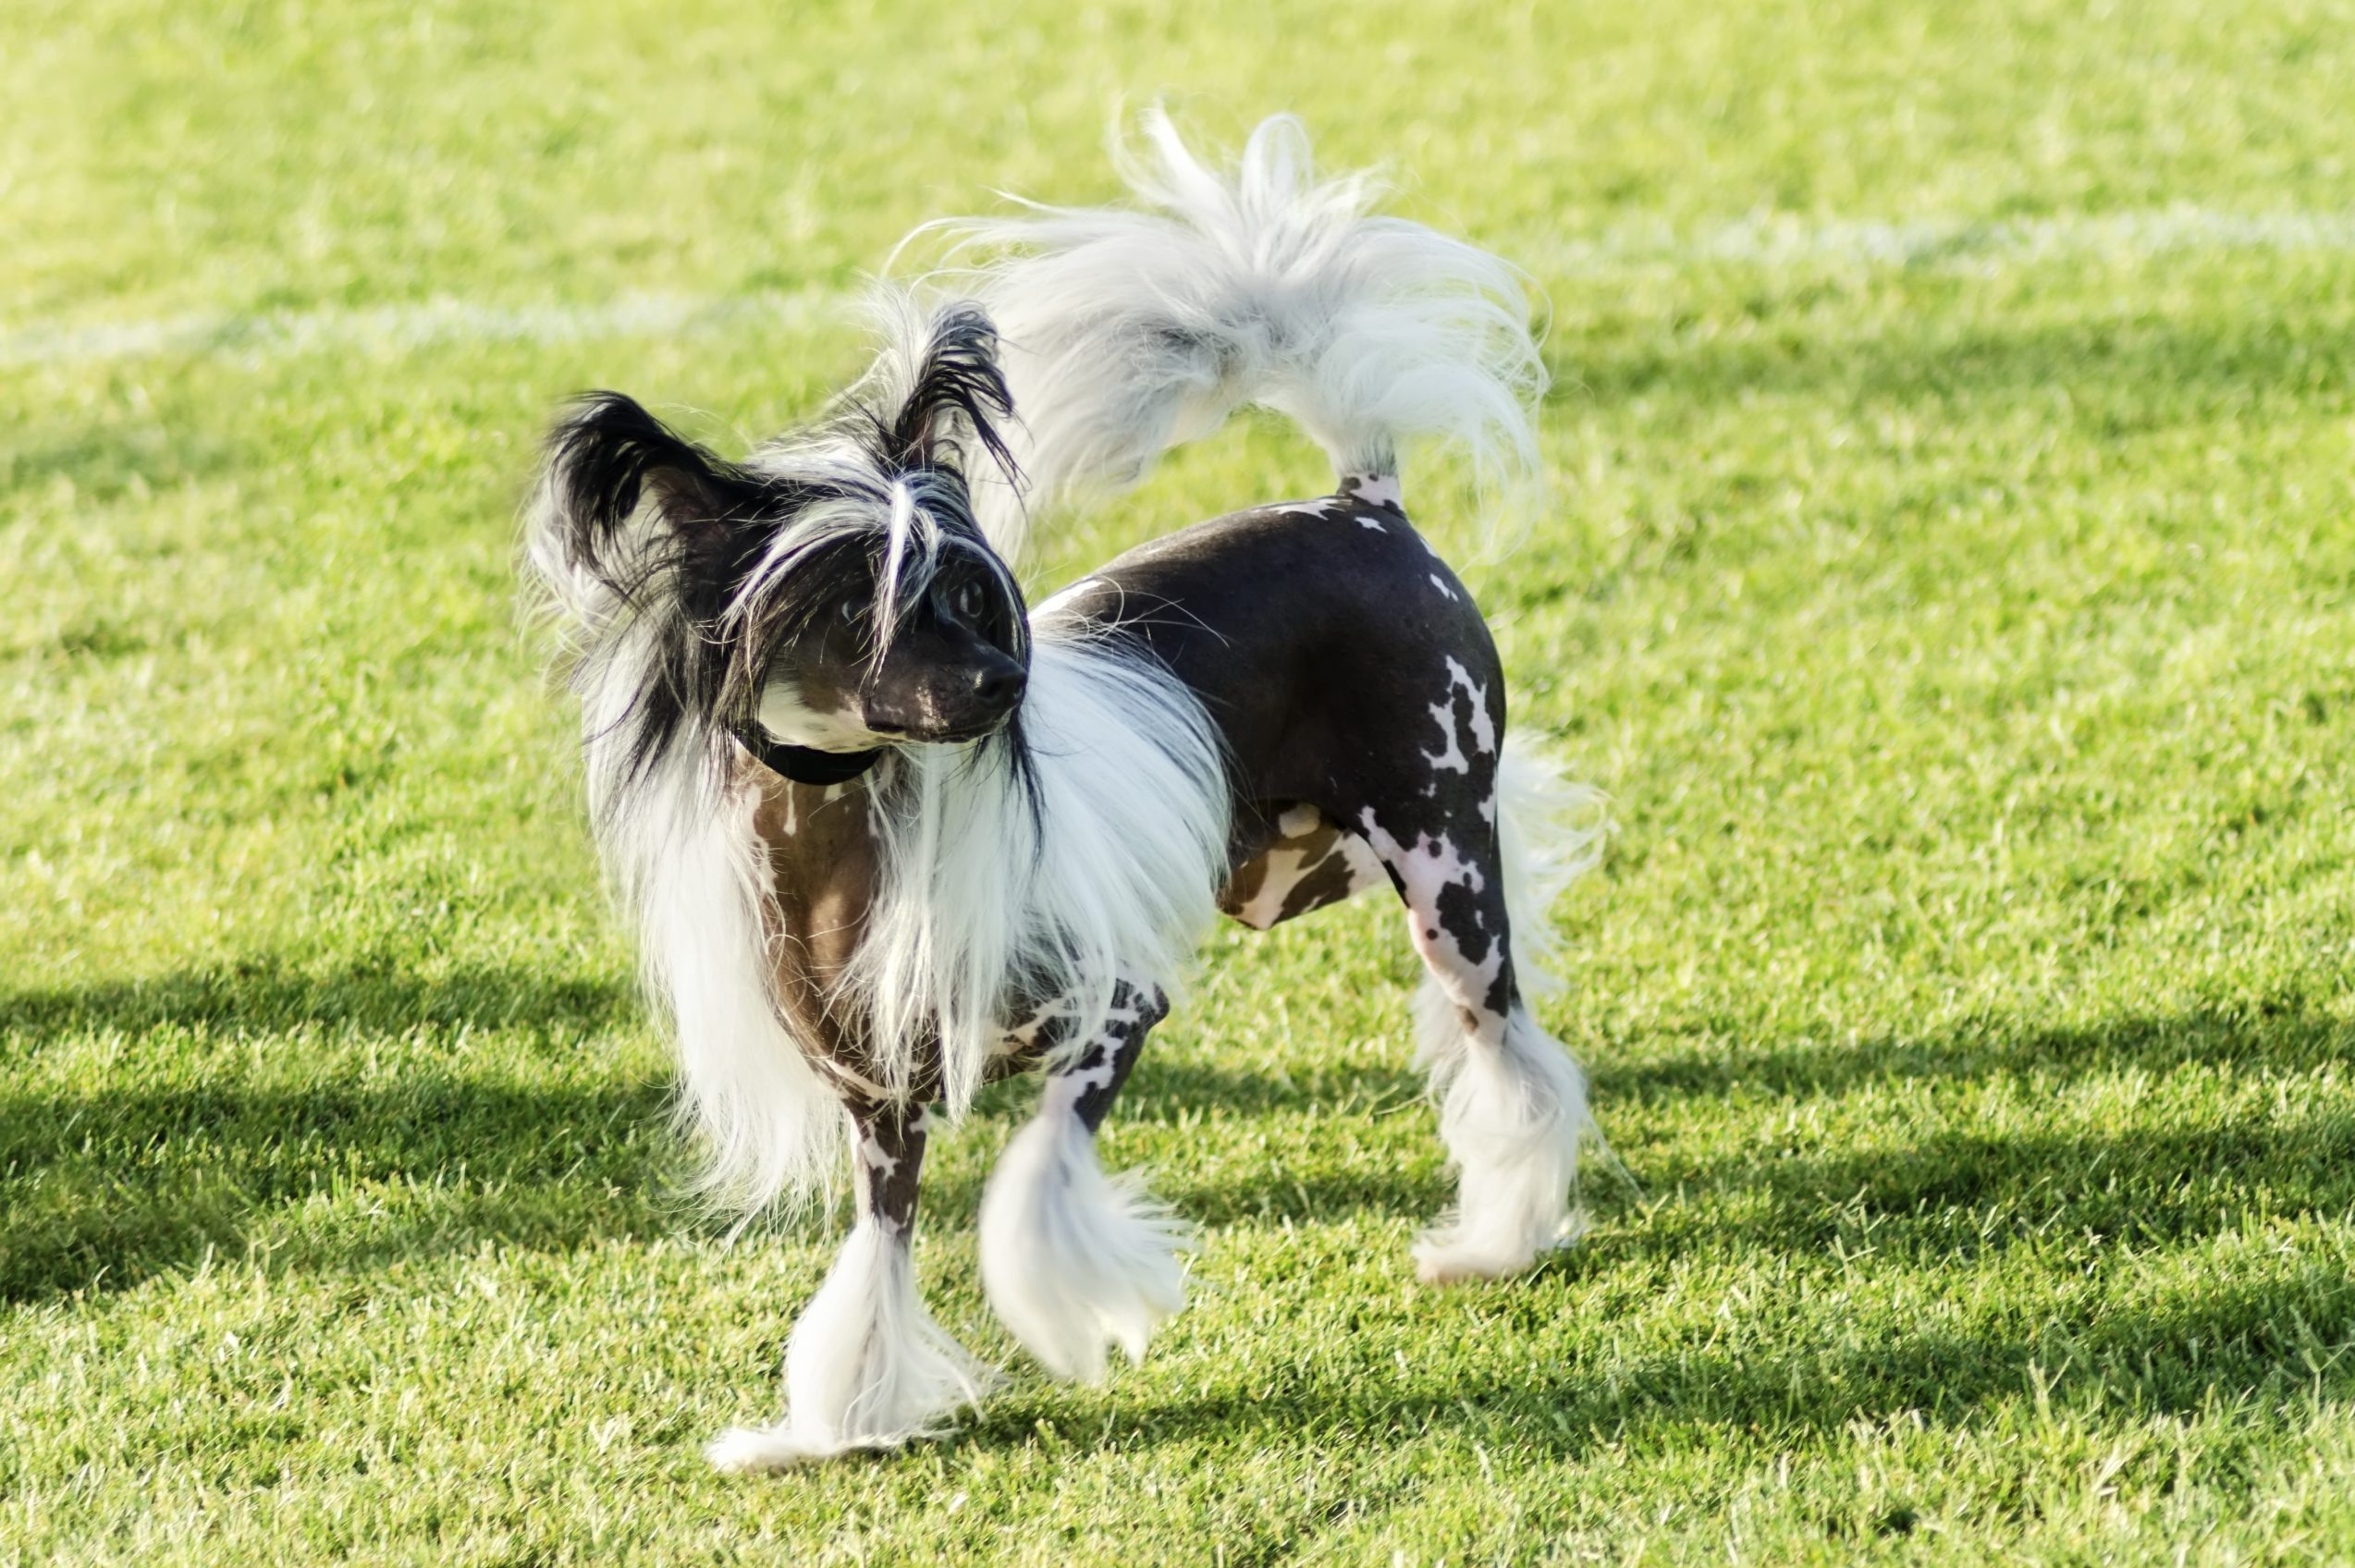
xmin=919 ymin=107 xmax=1549 ymax=555
xmin=737 ymin=290 xmax=1025 ymax=661
xmin=843 ymin=622 xmax=1231 ymax=1112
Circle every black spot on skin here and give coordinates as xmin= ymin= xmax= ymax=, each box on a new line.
xmin=1222 ymin=821 xmax=1380 ymax=930
xmin=846 ymin=1101 xmax=929 ymax=1229
xmin=1445 ymin=680 xmax=1482 ymax=767
xmin=1277 ymin=846 xmax=1361 ymax=923
xmin=1069 ymin=986 xmax=1169 ymax=1133
xmin=1218 ymin=852 xmax=1270 ymax=922
xmin=1047 ymin=483 xmax=1536 ymax=1042
xmin=1432 ymin=882 xmax=1492 ymax=967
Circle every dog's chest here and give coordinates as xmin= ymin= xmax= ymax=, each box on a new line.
xmin=742 ymin=764 xmax=879 ymax=1037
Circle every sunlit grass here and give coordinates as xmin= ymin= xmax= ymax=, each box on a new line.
xmin=6 ymin=0 xmax=2355 ymax=1562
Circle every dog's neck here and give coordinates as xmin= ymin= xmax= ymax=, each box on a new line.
xmin=740 ymin=730 xmax=883 ymax=786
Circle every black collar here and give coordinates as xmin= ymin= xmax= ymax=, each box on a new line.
xmin=739 ymin=730 xmax=884 ymax=786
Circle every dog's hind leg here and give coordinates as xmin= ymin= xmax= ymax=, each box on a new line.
xmin=706 ymin=1098 xmax=991 ymax=1473
xmin=979 ymin=979 xmax=1192 ymax=1381
xmin=1358 ymin=742 xmax=1600 ymax=1285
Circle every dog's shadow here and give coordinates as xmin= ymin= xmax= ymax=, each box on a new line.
xmin=948 ymin=1256 xmax=2355 ymax=1473
xmin=10 ymin=962 xmax=2353 ymax=1467
xmin=1117 ymin=1002 xmax=2355 ymax=1237
xmin=940 ymin=1002 xmax=2355 ymax=1470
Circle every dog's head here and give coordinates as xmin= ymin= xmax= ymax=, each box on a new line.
xmin=527 ymin=303 xmax=1029 ymax=779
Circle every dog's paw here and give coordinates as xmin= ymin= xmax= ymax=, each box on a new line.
xmin=1413 ymin=1218 xmax=1584 ymax=1286
xmin=705 ymin=1422 xmax=848 ymax=1475
xmin=1411 ymin=1240 xmax=1535 ymax=1286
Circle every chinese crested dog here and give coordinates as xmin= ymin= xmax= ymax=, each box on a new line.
xmin=524 ymin=112 xmax=1603 ymax=1470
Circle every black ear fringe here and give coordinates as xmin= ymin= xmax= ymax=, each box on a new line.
xmin=534 ymin=393 xmax=772 ymax=791
xmin=871 ymin=304 xmax=1020 ymax=487
xmin=540 ymin=392 xmax=754 ymax=600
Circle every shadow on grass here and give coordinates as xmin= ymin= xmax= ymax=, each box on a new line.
xmin=1614 ymin=1002 xmax=2354 ymax=1106
xmin=1142 ymin=1003 xmax=2355 ymax=1231
xmin=0 ymin=1072 xmax=681 ymax=1303
xmin=2 ymin=958 xmax=657 ymax=1302
xmin=1 ymin=954 xmax=634 ymax=1040
xmin=962 ymin=1264 xmax=2355 ymax=1480
xmin=1152 ymin=1085 xmax=2355 ymax=1259
xmin=9 ymin=962 xmax=2351 ymax=1337
xmin=956 ymin=1013 xmax=2355 ymax=1475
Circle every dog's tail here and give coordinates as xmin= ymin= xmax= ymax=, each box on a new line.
xmin=925 ymin=110 xmax=1546 ymax=556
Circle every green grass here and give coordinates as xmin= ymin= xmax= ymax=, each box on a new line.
xmin=7 ymin=0 xmax=2355 ymax=1561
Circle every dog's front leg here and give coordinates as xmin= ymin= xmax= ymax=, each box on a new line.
xmin=978 ymin=979 xmax=1193 ymax=1382
xmin=706 ymin=1098 xmax=992 ymax=1473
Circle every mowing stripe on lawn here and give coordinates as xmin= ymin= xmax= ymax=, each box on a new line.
xmin=6 ymin=204 xmax=2355 ymax=372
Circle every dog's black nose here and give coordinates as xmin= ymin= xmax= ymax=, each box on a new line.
xmin=974 ymin=666 xmax=1026 ymax=708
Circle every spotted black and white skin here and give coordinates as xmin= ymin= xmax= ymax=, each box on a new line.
xmin=523 ymin=112 xmax=1606 ymax=1472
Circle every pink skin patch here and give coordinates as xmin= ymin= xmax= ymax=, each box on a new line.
xmin=1425 ymin=715 xmax=1470 ymax=775
xmin=1224 ymin=805 xmax=1388 ymax=930
xmin=853 ymin=1116 xmax=926 ymax=1231
xmin=1032 ymin=578 xmax=1104 ymax=617
xmin=996 ymin=997 xmax=1063 ymax=1058
xmin=1444 ymin=657 xmax=1498 ymax=755
xmin=1423 ymin=657 xmax=1496 ymax=775
xmin=1358 ymin=812 xmax=1509 ymax=1047
xmin=1039 ymin=1025 xmax=1123 ymax=1115
xmin=1031 ymin=974 xmax=1155 ymax=1120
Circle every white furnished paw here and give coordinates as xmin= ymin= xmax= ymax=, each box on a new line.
xmin=704 ymin=1422 xmax=845 ymax=1475
xmin=1411 ymin=1238 xmax=1535 ymax=1286
xmin=1413 ymin=1219 xmax=1583 ymax=1286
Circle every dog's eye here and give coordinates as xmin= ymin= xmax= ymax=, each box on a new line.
xmin=952 ymin=582 xmax=984 ymax=621
xmin=837 ymin=594 xmax=867 ymax=628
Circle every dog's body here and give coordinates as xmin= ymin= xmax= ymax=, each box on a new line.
xmin=526 ymin=115 xmax=1602 ymax=1470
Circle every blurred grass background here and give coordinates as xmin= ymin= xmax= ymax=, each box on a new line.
xmin=5 ymin=0 xmax=2355 ymax=1562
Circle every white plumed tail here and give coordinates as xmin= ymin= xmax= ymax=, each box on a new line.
xmin=926 ymin=109 xmax=1547 ymax=555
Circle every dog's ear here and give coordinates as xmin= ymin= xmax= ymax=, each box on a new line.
xmin=532 ymin=392 xmax=755 ymax=609
xmin=882 ymin=305 xmax=1018 ymax=483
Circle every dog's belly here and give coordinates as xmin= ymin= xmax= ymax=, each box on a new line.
xmin=1219 ymin=802 xmax=1389 ymax=929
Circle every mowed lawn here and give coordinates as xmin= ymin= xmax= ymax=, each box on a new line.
xmin=6 ymin=0 xmax=2355 ymax=1562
